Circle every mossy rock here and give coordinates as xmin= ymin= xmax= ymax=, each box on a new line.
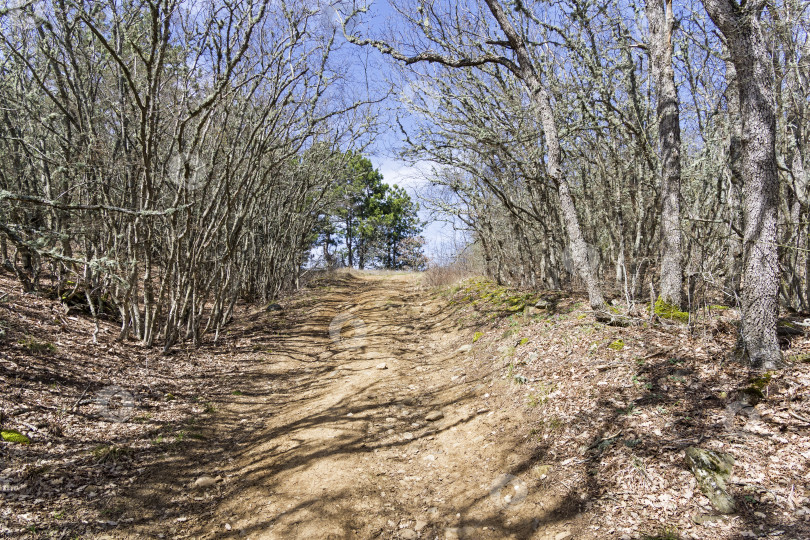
xmin=738 ymin=372 xmax=772 ymax=405
xmin=608 ymin=339 xmax=625 ymax=351
xmin=654 ymin=297 xmax=689 ymax=323
xmin=748 ymin=372 xmax=772 ymax=391
xmin=788 ymin=353 xmax=810 ymax=363
xmin=684 ymin=447 xmax=736 ymax=514
xmin=1 ymin=429 xmax=30 ymax=444
xmin=737 ymin=387 xmax=765 ymax=406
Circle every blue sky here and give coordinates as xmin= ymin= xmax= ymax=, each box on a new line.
xmin=337 ymin=1 xmax=459 ymax=261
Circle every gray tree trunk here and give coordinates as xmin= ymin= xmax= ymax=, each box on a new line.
xmin=704 ymin=0 xmax=783 ymax=370
xmin=646 ymin=0 xmax=683 ymax=308
xmin=483 ymin=0 xmax=606 ymax=311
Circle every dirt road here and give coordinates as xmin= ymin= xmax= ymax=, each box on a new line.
xmin=121 ymin=272 xmax=570 ymax=539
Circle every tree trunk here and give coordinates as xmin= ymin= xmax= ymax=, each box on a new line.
xmin=482 ymin=0 xmax=606 ymax=310
xmin=704 ymin=0 xmax=783 ymax=370
xmin=646 ymin=0 xmax=683 ymax=308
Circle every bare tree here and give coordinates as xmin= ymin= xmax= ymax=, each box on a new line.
xmin=646 ymin=0 xmax=684 ymax=308
xmin=703 ymin=0 xmax=782 ymax=369
xmin=343 ymin=0 xmax=607 ymax=311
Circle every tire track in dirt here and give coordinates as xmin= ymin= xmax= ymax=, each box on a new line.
xmin=120 ymin=272 xmax=573 ymax=540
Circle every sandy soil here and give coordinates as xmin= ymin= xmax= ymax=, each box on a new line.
xmin=115 ymin=271 xmax=569 ymax=540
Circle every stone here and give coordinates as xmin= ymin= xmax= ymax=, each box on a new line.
xmin=684 ymin=447 xmax=736 ymax=514
xmin=193 ymin=476 xmax=217 ymax=489
xmin=376 ymin=363 xmax=388 ymax=370
xmin=265 ymin=303 xmax=282 ymax=312
xmin=425 ymin=411 xmax=444 ymax=422
xmin=414 ymin=520 xmax=428 ymax=531
xmin=400 ymin=529 xmax=417 ymax=540
xmin=555 ymin=533 xmax=572 ymax=540
xmin=457 ymin=344 xmax=473 ymax=354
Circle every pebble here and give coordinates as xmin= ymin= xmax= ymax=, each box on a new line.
xmin=400 ymin=529 xmax=417 ymax=540
xmin=376 ymin=363 xmax=388 ymax=370
xmin=193 ymin=476 xmax=217 ymax=488
xmin=555 ymin=532 xmax=572 ymax=540
xmin=414 ymin=519 xmax=428 ymax=531
xmin=425 ymin=411 xmax=444 ymax=422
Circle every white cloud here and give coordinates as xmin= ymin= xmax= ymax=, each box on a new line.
xmin=374 ymin=157 xmax=462 ymax=260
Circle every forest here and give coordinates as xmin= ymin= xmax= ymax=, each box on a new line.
xmin=0 ymin=0 xmax=807 ymax=368
xmin=1 ymin=1 xmax=810 ymax=539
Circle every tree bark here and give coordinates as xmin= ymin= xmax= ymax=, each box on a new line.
xmin=646 ymin=0 xmax=683 ymax=308
xmin=704 ymin=0 xmax=783 ymax=369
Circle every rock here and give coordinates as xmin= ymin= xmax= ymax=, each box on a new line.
xmin=193 ymin=476 xmax=217 ymax=489
xmin=403 ymin=432 xmax=414 ymax=440
xmin=425 ymin=411 xmax=444 ymax=422
xmin=457 ymin=344 xmax=473 ymax=354
xmin=414 ymin=519 xmax=428 ymax=531
xmin=376 ymin=363 xmax=388 ymax=370
xmin=400 ymin=529 xmax=417 ymax=540
xmin=225 ymin=523 xmax=232 ymax=531
xmin=265 ymin=303 xmax=282 ymax=312
xmin=684 ymin=447 xmax=736 ymax=514
xmin=444 ymin=528 xmax=460 ymax=540
xmin=555 ymin=532 xmax=572 ymax=540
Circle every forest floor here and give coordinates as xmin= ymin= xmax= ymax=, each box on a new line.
xmin=2 ymin=270 xmax=810 ymax=539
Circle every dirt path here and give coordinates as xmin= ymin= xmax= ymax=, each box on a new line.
xmin=120 ymin=272 xmax=571 ymax=540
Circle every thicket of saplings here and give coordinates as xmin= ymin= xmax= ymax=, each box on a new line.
xmin=0 ymin=0 xmax=383 ymax=351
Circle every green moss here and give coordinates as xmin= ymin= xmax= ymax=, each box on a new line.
xmin=91 ymin=444 xmax=132 ymax=463
xmin=18 ymin=337 xmax=57 ymax=355
xmin=1 ymin=429 xmax=30 ymax=444
xmin=501 ymin=328 xmax=518 ymax=340
xmin=748 ymin=372 xmax=772 ymax=390
xmin=654 ymin=297 xmax=689 ymax=323
xmin=708 ymin=304 xmax=730 ymax=311
xmin=519 ymin=337 xmax=529 ymax=346
xmin=608 ymin=339 xmax=625 ymax=351
xmin=473 ymin=331 xmax=484 ymax=343
xmin=788 ymin=353 xmax=810 ymax=363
